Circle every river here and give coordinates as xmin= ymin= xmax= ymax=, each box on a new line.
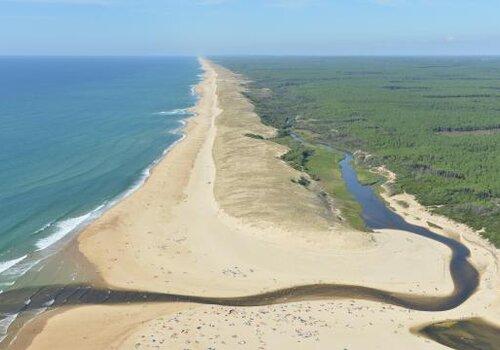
xmin=0 ymin=152 xmax=483 ymax=348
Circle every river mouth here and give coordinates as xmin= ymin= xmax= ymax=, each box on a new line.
xmin=0 ymin=153 xmax=482 ymax=346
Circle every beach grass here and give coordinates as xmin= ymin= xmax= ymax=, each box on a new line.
xmin=352 ymin=163 xmax=384 ymax=187
xmin=274 ymin=135 xmax=366 ymax=231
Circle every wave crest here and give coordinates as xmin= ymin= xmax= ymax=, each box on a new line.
xmin=0 ymin=256 xmax=27 ymax=275
xmin=154 ymin=108 xmax=191 ymax=116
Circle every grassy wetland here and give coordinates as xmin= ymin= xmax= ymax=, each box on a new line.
xmin=215 ymin=57 xmax=500 ymax=246
xmin=271 ymin=134 xmax=367 ymax=231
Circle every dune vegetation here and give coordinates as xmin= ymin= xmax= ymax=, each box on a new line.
xmin=216 ymin=57 xmax=500 ymax=246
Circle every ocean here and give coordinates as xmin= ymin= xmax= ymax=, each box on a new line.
xmin=0 ymin=56 xmax=200 ymax=293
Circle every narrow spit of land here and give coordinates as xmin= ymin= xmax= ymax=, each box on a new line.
xmin=7 ymin=60 xmax=498 ymax=350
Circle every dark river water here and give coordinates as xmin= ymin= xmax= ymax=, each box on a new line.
xmin=0 ymin=153 xmax=481 ymax=345
xmin=340 ymin=154 xmax=479 ymax=309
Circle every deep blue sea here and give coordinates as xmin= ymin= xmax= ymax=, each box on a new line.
xmin=0 ymin=57 xmax=200 ymax=290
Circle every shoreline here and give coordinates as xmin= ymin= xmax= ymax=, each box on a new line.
xmin=10 ymin=59 xmax=499 ymax=349
xmin=0 ymin=83 xmax=198 ymax=294
xmin=0 ymin=66 xmax=200 ymax=348
xmin=8 ymin=58 xmax=219 ymax=349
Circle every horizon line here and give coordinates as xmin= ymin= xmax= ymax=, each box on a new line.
xmin=2 ymin=53 xmax=500 ymax=58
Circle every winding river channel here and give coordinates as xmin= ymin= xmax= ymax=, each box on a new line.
xmin=340 ymin=154 xmax=479 ymax=309
xmin=0 ymin=153 xmax=480 ymax=320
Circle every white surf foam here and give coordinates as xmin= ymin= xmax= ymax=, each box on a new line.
xmin=32 ymin=127 xmax=189 ymax=256
xmin=0 ymin=313 xmax=18 ymax=343
xmin=0 ymin=255 xmax=27 ymax=275
xmin=35 ymin=205 xmax=105 ymax=251
xmin=154 ymin=108 xmax=191 ymax=116
xmin=1 ymin=258 xmax=39 ymax=281
xmin=33 ymin=221 xmax=54 ymax=234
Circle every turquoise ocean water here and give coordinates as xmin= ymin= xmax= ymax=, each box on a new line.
xmin=0 ymin=57 xmax=200 ymax=291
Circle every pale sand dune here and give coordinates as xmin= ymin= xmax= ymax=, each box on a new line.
xmin=213 ymin=65 xmax=336 ymax=235
xmin=14 ymin=59 xmax=498 ymax=350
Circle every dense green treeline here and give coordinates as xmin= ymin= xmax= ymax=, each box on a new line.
xmin=215 ymin=57 xmax=500 ymax=246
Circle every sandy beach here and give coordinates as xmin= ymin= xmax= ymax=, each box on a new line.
xmin=9 ymin=59 xmax=499 ymax=349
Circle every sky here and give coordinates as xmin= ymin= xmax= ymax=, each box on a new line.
xmin=0 ymin=0 xmax=499 ymax=56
